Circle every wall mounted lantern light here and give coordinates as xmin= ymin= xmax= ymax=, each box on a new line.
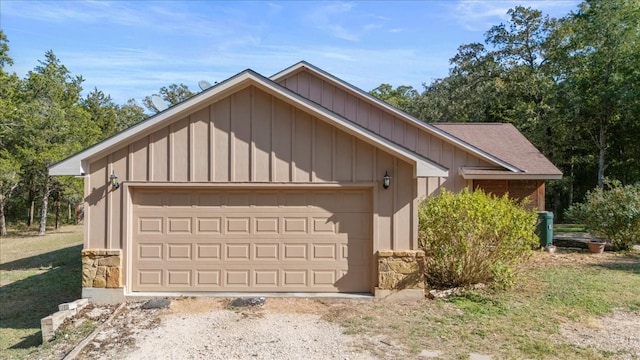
xmin=109 ymin=171 xmax=120 ymax=190
xmin=383 ymin=171 xmax=391 ymax=189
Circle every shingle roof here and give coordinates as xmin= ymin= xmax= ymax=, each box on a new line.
xmin=432 ymin=123 xmax=562 ymax=178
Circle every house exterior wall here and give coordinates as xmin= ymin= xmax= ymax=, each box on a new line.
xmin=472 ymin=179 xmax=545 ymax=210
xmin=85 ymin=85 xmax=419 ymax=264
xmin=276 ymin=69 xmax=492 ymax=197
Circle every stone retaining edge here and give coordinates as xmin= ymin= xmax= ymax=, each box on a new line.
xmin=62 ymin=302 xmax=126 ymax=360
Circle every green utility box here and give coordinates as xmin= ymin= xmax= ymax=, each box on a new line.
xmin=536 ymin=211 xmax=554 ymax=248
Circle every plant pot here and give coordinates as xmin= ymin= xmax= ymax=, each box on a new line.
xmin=587 ymin=241 xmax=606 ymax=254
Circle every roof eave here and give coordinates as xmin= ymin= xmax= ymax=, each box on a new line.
xmin=461 ymin=173 xmax=563 ymax=180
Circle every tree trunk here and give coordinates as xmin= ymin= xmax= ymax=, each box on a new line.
xmin=55 ymin=198 xmax=60 ymax=230
xmin=0 ymin=193 xmax=6 ymax=237
xmin=597 ymin=125 xmax=606 ymax=189
xmin=27 ymin=193 xmax=34 ymax=227
xmin=39 ymin=177 xmax=51 ymax=236
xmin=568 ymin=161 xmax=574 ymax=207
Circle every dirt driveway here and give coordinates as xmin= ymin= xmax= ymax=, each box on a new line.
xmin=77 ymin=298 xmax=390 ymax=360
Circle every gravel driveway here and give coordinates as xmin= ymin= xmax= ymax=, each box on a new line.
xmin=79 ymin=298 xmax=381 ymax=360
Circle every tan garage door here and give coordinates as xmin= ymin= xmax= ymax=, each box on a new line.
xmin=131 ymin=188 xmax=372 ymax=293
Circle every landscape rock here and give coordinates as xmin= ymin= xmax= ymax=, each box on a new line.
xmin=141 ymin=298 xmax=171 ymax=309
xmin=229 ymin=297 xmax=266 ymax=308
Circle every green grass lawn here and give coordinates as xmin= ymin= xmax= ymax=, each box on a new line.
xmin=554 ymin=223 xmax=587 ymax=233
xmin=0 ymin=226 xmax=83 ymax=359
xmin=326 ymin=249 xmax=640 ymax=359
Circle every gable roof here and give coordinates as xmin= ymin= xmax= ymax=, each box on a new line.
xmin=433 ymin=123 xmax=563 ymax=180
xmin=271 ymin=61 xmax=522 ymax=173
xmin=49 ymin=68 xmax=448 ymax=178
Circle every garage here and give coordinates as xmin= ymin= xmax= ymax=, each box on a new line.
xmin=131 ymin=188 xmax=373 ymax=293
xmin=49 ymin=62 xmax=561 ymax=303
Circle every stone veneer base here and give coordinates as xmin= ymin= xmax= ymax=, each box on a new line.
xmin=377 ymin=250 xmax=426 ymax=294
xmin=82 ymin=249 xmax=122 ymax=288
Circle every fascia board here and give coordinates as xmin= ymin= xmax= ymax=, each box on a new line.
xmin=462 ymin=173 xmax=563 ymax=180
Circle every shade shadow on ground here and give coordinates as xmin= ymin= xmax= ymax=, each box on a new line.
xmin=0 ymin=244 xmax=82 ymax=348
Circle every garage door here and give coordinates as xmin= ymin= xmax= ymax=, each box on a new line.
xmin=131 ymin=188 xmax=372 ymax=292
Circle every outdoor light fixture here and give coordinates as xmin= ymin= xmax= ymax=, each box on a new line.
xmin=110 ymin=172 xmax=120 ymax=189
xmin=383 ymin=171 xmax=391 ymax=189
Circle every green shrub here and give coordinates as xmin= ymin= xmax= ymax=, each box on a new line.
xmin=418 ymin=189 xmax=539 ymax=290
xmin=566 ymin=180 xmax=640 ymax=251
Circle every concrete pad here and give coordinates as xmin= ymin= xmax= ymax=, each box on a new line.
xmin=82 ymin=287 xmax=125 ymax=305
xmin=374 ymin=288 xmax=425 ymax=301
xmin=125 ymin=292 xmax=375 ymax=301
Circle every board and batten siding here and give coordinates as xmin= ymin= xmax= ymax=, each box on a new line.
xmin=276 ymin=69 xmax=493 ymax=197
xmin=86 ymin=85 xmax=416 ymax=257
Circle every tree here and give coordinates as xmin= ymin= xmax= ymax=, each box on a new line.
xmin=142 ymin=83 xmax=195 ymax=113
xmin=83 ymin=90 xmax=147 ymax=139
xmin=1 ymin=32 xmax=148 ymax=232
xmin=82 ymin=88 xmax=119 ymax=137
xmin=377 ymin=2 xmax=639 ymax=216
xmin=0 ymin=30 xmax=21 ymax=236
xmin=115 ymin=98 xmax=147 ymax=132
xmin=552 ymin=0 xmax=640 ymax=188
xmin=16 ymin=50 xmax=93 ymax=235
xmin=415 ymin=43 xmax=503 ymax=123
xmin=369 ymin=84 xmax=419 ymax=114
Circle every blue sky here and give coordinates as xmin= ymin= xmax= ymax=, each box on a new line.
xmin=1 ymin=1 xmax=580 ymax=105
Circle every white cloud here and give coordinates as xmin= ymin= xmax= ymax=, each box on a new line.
xmin=453 ymin=0 xmax=580 ymax=32
xmin=306 ymin=2 xmax=360 ymax=41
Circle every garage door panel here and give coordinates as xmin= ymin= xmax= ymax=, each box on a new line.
xmin=138 ymin=217 xmax=163 ymax=234
xmin=283 ymin=270 xmax=307 ymax=287
xmin=138 ymin=243 xmax=163 ymax=260
xmin=195 ymin=244 xmax=221 ymax=259
xmin=138 ymin=270 xmax=162 ymax=287
xmin=225 ymin=244 xmax=251 ymax=259
xmin=312 ymin=218 xmax=336 ymax=234
xmin=196 ymin=218 xmax=222 ymax=233
xmin=225 ymin=217 xmax=251 ymax=234
xmin=196 ymin=270 xmax=221 ymax=286
xmin=132 ymin=188 xmax=372 ymax=292
xmin=225 ymin=270 xmax=250 ymax=286
xmin=167 ymin=270 xmax=191 ymax=286
xmin=167 ymin=243 xmax=192 ymax=259
xmin=283 ymin=217 xmax=307 ymax=233
xmin=255 ymin=243 xmax=279 ymax=259
xmin=167 ymin=217 xmax=192 ymax=234
xmin=312 ymin=244 xmax=337 ymax=260
xmin=254 ymin=270 xmax=278 ymax=286
xmin=254 ymin=217 xmax=279 ymax=233
xmin=283 ymin=244 xmax=307 ymax=259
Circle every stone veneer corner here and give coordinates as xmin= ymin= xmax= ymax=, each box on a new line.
xmin=81 ymin=249 xmax=122 ymax=288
